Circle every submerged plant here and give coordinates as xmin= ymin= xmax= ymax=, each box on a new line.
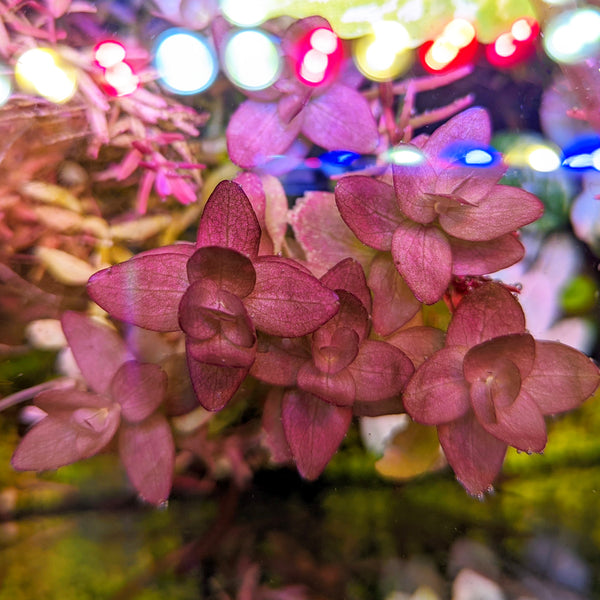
xmin=1 ymin=5 xmax=599 ymax=511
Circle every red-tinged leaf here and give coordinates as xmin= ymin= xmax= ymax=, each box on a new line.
xmin=244 ymin=258 xmax=339 ymax=337
xmin=335 ymin=176 xmax=404 ymax=251
xmin=521 ymin=341 xmax=600 ymax=414
xmin=250 ymin=334 xmax=310 ymax=386
xmin=438 ymin=184 xmax=544 ymax=242
xmin=61 ymin=311 xmax=130 ymax=395
xmin=187 ymin=356 xmax=249 ymax=411
xmin=446 ymin=282 xmax=526 ymax=348
xmin=12 ymin=405 xmax=120 ymax=471
xmin=434 ymin=160 xmax=506 ymax=204
xmin=302 ymin=84 xmax=379 ymax=154
xmin=110 ymin=361 xmax=167 ymax=424
xmin=425 ymin=107 xmax=492 ymax=166
xmin=403 ymin=346 xmax=471 ymax=425
xmin=450 ymin=234 xmax=525 ymax=276
xmin=119 ymin=413 xmax=174 ymax=505
xmin=261 ymin=387 xmax=293 ymax=464
xmin=289 ymin=190 xmax=376 ymax=276
xmin=187 ymin=246 xmax=256 ymax=297
xmin=179 ymin=281 xmax=256 ymax=351
xmin=87 ymin=253 xmax=190 ymax=332
xmin=297 ymin=361 xmax=355 ymax=406
xmin=320 ymin=290 xmax=369 ymax=342
xmin=320 ymin=258 xmax=372 ymax=313
xmin=386 ymin=326 xmax=446 ymax=369
xmin=234 ymin=172 xmax=266 ymax=223
xmin=471 ymin=383 xmax=547 ymax=453
xmin=438 ymin=411 xmax=507 ymax=497
xmin=312 ymin=327 xmax=360 ymax=375
xmin=392 ymin=156 xmax=438 ymax=223
xmin=226 ymin=100 xmax=303 ymax=168
xmin=368 ymin=254 xmax=421 ymax=336
xmin=134 ymin=242 xmax=196 ymax=259
xmin=392 ymin=222 xmax=452 ymax=305
xmin=187 ymin=331 xmax=256 ymax=369
xmin=282 ymin=390 xmax=352 ymax=480
xmin=197 ymin=181 xmax=261 ymax=258
xmin=34 ymin=389 xmax=111 ymax=412
xmin=348 ymin=340 xmax=414 ymax=402
xmin=261 ymin=174 xmax=289 ymax=254
xmin=464 ymin=334 xmax=536 ymax=384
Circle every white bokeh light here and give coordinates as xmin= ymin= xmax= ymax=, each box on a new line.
xmin=155 ymin=30 xmax=217 ymax=95
xmin=223 ymin=29 xmax=281 ymax=90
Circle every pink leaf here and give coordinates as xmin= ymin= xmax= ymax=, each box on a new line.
xmin=446 ymin=282 xmax=525 ymax=347
xmin=250 ymin=335 xmax=310 ymax=386
xmin=226 ymin=100 xmax=302 ymax=168
xmin=87 ymin=252 xmax=190 ymax=332
xmin=187 ymin=332 xmax=256 ymax=369
xmin=119 ymin=413 xmax=174 ymax=505
xmin=438 ymin=411 xmax=507 ymax=497
xmin=320 ymin=258 xmax=372 ymax=313
xmin=391 ymin=222 xmax=452 ymax=304
xmin=196 ymin=181 xmax=261 ymax=258
xmin=289 ymin=191 xmax=376 ymax=276
xmin=392 ymin=156 xmax=438 ymax=224
xmin=450 ymin=234 xmax=525 ymax=276
xmin=425 ymin=107 xmax=492 ymax=162
xmin=110 ymin=361 xmax=167 ymax=424
xmin=438 ymin=185 xmax=544 ymax=242
xmin=61 ymin=311 xmax=130 ymax=394
xmin=320 ymin=290 xmax=369 ymax=342
xmin=311 ymin=327 xmax=360 ymax=375
xmin=282 ymin=390 xmax=352 ymax=480
xmin=368 ymin=254 xmax=421 ymax=336
xmin=297 ymin=361 xmax=356 ymax=406
xmin=470 ymin=372 xmax=547 ymax=453
xmin=261 ymin=388 xmax=293 ymax=464
xmin=261 ymin=174 xmax=289 ymax=254
xmin=403 ymin=346 xmax=471 ymax=425
xmin=302 ymin=84 xmax=379 ymax=154
xmin=12 ymin=405 xmax=120 ymax=471
xmin=464 ymin=334 xmax=536 ymax=383
xmin=187 ymin=356 xmax=249 ymax=411
xmin=522 ymin=341 xmax=600 ymax=414
xmin=335 ymin=176 xmax=404 ymax=251
xmin=187 ymin=246 xmax=256 ymax=298
xmin=34 ymin=389 xmax=112 ymax=412
xmin=386 ymin=326 xmax=446 ymax=369
xmin=244 ymin=258 xmax=339 ymax=337
xmin=347 ymin=340 xmax=414 ymax=402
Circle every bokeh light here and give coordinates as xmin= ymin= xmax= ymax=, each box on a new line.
xmin=292 ymin=25 xmax=343 ymax=86
xmin=486 ymin=17 xmax=538 ymax=68
xmin=104 ymin=61 xmax=139 ymax=96
xmin=562 ymin=136 xmax=600 ymax=171
xmin=154 ymin=29 xmax=217 ymax=95
xmin=386 ymin=145 xmax=425 ymax=166
xmin=543 ymin=7 xmax=600 ymax=64
xmin=15 ymin=48 xmax=77 ymax=103
xmin=94 ymin=41 xmax=126 ymax=69
xmin=220 ymin=0 xmax=269 ymax=27
xmin=223 ymin=29 xmax=281 ymax=90
xmin=354 ymin=21 xmax=412 ymax=81
xmin=0 ymin=64 xmax=11 ymax=106
xmin=419 ymin=18 xmax=478 ymax=73
xmin=463 ymin=148 xmax=495 ymax=166
xmin=500 ymin=135 xmax=562 ymax=171
xmin=527 ymin=146 xmax=561 ymax=172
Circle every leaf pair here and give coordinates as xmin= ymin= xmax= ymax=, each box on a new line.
xmin=88 ymin=181 xmax=339 ymax=411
